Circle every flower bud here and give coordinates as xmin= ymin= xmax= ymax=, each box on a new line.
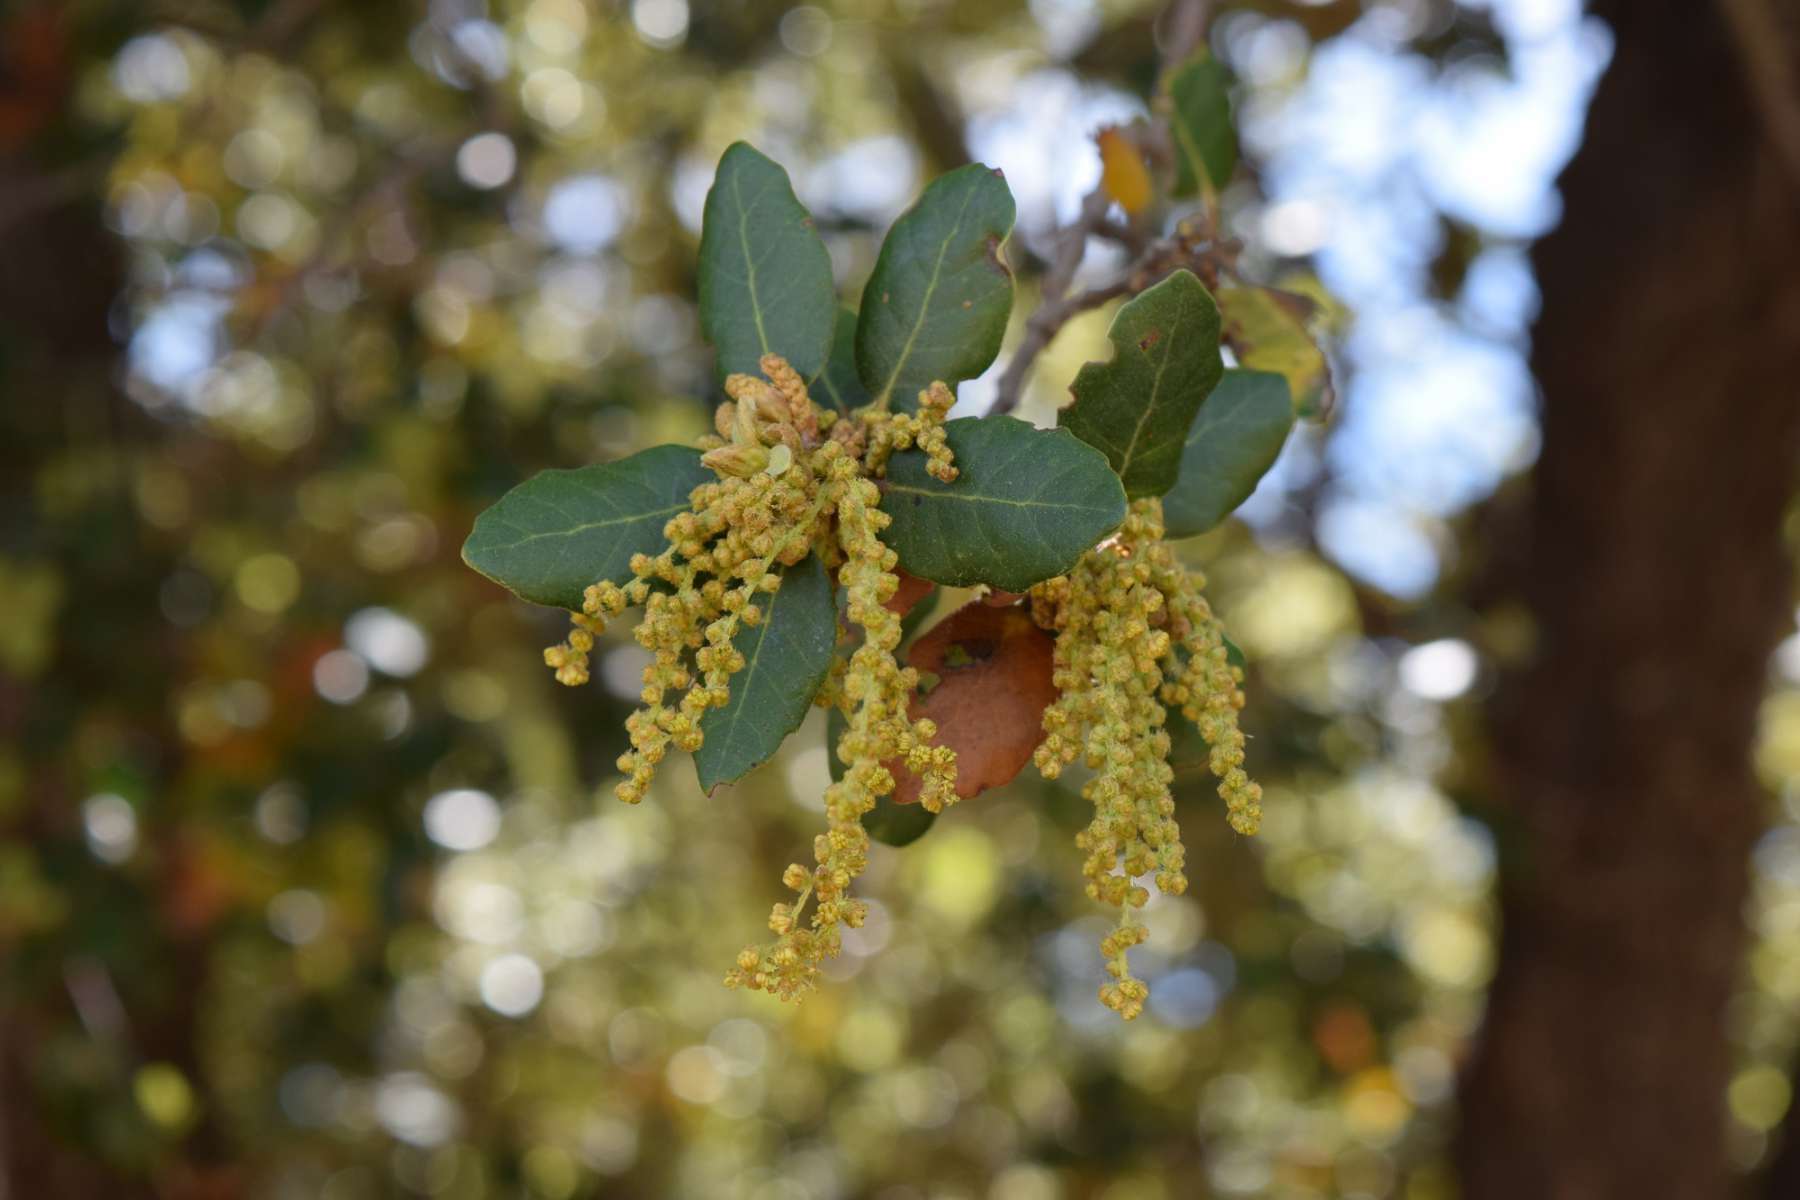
xmin=701 ymin=443 xmax=770 ymax=478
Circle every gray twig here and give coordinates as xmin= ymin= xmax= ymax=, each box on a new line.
xmin=991 ymin=185 xmax=1116 ymax=414
xmin=1158 ymin=0 xmax=1212 ymax=78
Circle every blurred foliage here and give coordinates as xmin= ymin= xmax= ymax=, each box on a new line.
xmin=12 ymin=0 xmax=1789 ymax=1197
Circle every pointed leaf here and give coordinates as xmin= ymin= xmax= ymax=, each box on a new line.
xmin=829 ymin=707 xmax=936 ymax=847
xmin=881 ymin=416 xmax=1127 ymax=592
xmin=698 ymin=142 xmax=836 ymax=381
xmin=856 ymin=164 xmax=1016 ymax=410
xmin=1167 ymin=53 xmax=1236 ymax=198
xmin=813 ymin=308 xmax=870 ymax=415
xmin=1218 ymin=284 xmax=1334 ymax=419
xmin=462 ymin=445 xmax=709 ymax=610
xmin=1162 ymin=369 xmax=1295 ymax=538
xmin=1059 ymin=269 xmax=1223 ymax=499
xmin=695 ymin=553 xmax=837 ymax=793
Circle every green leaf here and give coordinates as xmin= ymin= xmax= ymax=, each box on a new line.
xmin=813 ymin=308 xmax=870 ymax=415
xmin=828 ymin=708 xmax=937 ymax=847
xmin=1162 ymin=369 xmax=1295 ymax=538
xmin=461 ymin=445 xmax=709 ymax=610
xmin=694 ymin=553 xmax=837 ymax=793
xmin=881 ymin=416 xmax=1127 ymax=592
xmin=856 ymin=164 xmax=1016 ymax=410
xmin=1218 ymin=284 xmax=1334 ymax=419
xmin=1223 ymin=633 xmax=1246 ymax=672
xmin=1059 ymin=269 xmax=1223 ymax=499
xmin=1167 ymin=53 xmax=1236 ymax=198
xmin=698 ymin=142 xmax=837 ymax=382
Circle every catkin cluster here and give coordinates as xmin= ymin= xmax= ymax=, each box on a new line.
xmin=541 ymin=354 xmax=960 ymax=1000
xmin=1030 ymin=497 xmax=1259 ymax=1019
xmin=725 ymin=455 xmax=957 ymax=999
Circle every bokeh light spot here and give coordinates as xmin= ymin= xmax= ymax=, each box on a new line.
xmin=268 ymin=889 xmax=328 ymax=945
xmin=133 ymin=1063 xmax=196 ymax=1131
xmin=313 ymin=649 xmax=370 ymax=704
xmin=631 ymin=0 xmax=689 ymax=47
xmin=1730 ymin=1064 xmax=1792 ymax=1132
xmin=424 ymin=788 xmax=502 ymax=852
xmin=83 ymin=793 xmax=138 ymax=864
xmin=375 ymin=1073 xmax=460 ymax=1146
xmin=1398 ymin=638 xmax=1479 ymax=701
xmin=544 ymin=175 xmax=629 ymax=254
xmin=344 ymin=607 xmax=430 ymax=676
xmin=779 ymin=6 xmax=833 ymax=57
xmin=457 ymin=133 xmax=518 ymax=190
xmin=235 ymin=552 xmax=301 ymax=614
xmin=479 ymin=953 xmax=545 ymax=1017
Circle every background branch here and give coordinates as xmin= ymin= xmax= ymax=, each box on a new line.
xmin=1157 ymin=0 xmax=1211 ymax=76
xmin=991 ymin=184 xmax=1113 ymax=414
xmin=989 ymin=0 xmax=1218 ymax=416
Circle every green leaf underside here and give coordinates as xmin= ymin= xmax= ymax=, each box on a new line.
xmin=1162 ymin=369 xmax=1295 ymax=539
xmin=856 ymin=163 xmax=1016 ymax=411
xmin=698 ymin=142 xmax=837 ymax=382
xmin=1059 ymin=269 xmax=1223 ymax=499
xmin=695 ymin=553 xmax=837 ymax=793
xmin=1168 ymin=53 xmax=1236 ymax=197
xmin=881 ymin=416 xmax=1128 ymax=592
xmin=828 ymin=708 xmax=937 ymax=846
xmin=813 ymin=308 xmax=870 ymax=415
xmin=1217 ymin=284 xmax=1332 ymax=419
xmin=461 ymin=445 xmax=710 ymax=611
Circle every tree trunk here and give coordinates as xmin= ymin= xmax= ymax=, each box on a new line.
xmin=1456 ymin=3 xmax=1800 ymax=1197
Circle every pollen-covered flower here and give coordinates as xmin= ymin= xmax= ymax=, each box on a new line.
xmin=725 ymin=414 xmax=958 ymax=1001
xmin=855 ymin=381 xmax=959 ymax=482
xmin=542 ymin=365 xmax=835 ymax=804
xmin=538 ymin=353 xmax=963 ymax=1002
xmin=1031 ymin=496 xmax=1260 ymax=1018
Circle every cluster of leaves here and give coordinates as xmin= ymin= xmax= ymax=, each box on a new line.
xmin=0 ymin=2 xmax=1509 ymax=1193
xmin=464 ymin=145 xmax=1130 ymax=790
xmin=464 ymin=69 xmax=1327 ymax=1012
xmin=1100 ymin=52 xmax=1337 ymax=420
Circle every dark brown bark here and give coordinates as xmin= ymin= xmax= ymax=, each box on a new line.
xmin=1456 ymin=3 xmax=1800 ymax=1197
xmin=1766 ymin=1042 xmax=1800 ymax=1196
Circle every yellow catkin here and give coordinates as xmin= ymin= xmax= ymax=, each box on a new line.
xmin=540 ymin=353 xmax=962 ymax=1002
xmin=1031 ymin=497 xmax=1259 ymax=1019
